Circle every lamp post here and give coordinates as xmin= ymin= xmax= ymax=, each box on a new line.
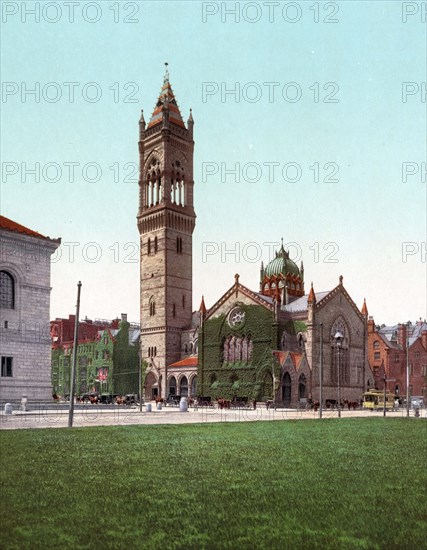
xmin=406 ymin=322 xmax=410 ymax=418
xmin=334 ymin=330 xmax=343 ymax=418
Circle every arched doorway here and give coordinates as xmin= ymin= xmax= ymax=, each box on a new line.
xmin=191 ymin=375 xmax=197 ymax=397
xmin=282 ymin=372 xmax=291 ymax=406
xmin=169 ymin=376 xmax=177 ymax=396
xmin=298 ymin=374 xmax=306 ymax=399
xmin=180 ymin=376 xmax=188 ymax=397
xmin=145 ymin=371 xmax=158 ymax=400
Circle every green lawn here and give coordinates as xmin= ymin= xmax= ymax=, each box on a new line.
xmin=0 ymin=419 xmax=426 ymax=549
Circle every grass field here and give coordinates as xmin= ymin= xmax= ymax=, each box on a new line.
xmin=0 ymin=418 xmax=426 ymax=549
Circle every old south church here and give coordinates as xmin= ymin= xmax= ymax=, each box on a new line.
xmin=138 ymin=71 xmax=374 ymax=407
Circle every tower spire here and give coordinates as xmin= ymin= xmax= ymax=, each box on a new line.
xmin=164 ymin=62 xmax=169 ymax=84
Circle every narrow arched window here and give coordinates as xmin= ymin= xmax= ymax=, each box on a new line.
xmin=0 ymin=271 xmax=15 ymax=309
xmin=154 ymin=236 xmax=158 ymax=253
xmin=147 ymin=238 xmax=151 ymax=255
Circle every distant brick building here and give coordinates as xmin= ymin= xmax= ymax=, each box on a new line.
xmin=367 ymin=317 xmax=427 ymax=399
xmin=0 ymin=215 xmax=60 ymax=401
xmin=51 ymin=314 xmax=140 ymax=397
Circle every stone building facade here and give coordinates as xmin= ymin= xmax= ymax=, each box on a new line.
xmin=197 ymin=261 xmax=373 ymax=406
xmin=367 ymin=318 xmax=427 ymax=399
xmin=0 ymin=215 xmax=60 ymax=401
xmin=137 ymin=72 xmax=374 ymax=405
xmin=137 ymin=69 xmax=196 ymax=398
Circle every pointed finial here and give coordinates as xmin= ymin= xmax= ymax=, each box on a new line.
xmin=188 ymin=108 xmax=194 ymax=125
xmin=281 ymin=237 xmax=284 ymax=246
xmin=307 ymin=282 xmax=316 ymax=305
xmin=361 ymin=298 xmax=368 ymax=317
xmin=234 ymin=273 xmax=240 ymax=284
xmin=199 ymin=295 xmax=207 ymax=316
xmin=164 ymin=62 xmax=169 ymax=84
xmin=339 ymin=275 xmax=343 ymax=285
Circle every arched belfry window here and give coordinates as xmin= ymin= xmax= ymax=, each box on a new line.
xmin=146 ymin=157 xmax=161 ymax=208
xmin=0 ymin=271 xmax=15 ymax=309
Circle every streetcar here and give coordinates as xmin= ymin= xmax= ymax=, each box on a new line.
xmin=362 ymin=390 xmax=396 ymax=411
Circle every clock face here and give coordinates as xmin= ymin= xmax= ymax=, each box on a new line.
xmin=228 ymin=307 xmax=245 ymax=328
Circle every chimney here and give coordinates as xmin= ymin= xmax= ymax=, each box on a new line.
xmin=422 ymin=330 xmax=427 ymax=351
xmin=121 ymin=313 xmax=128 ymax=323
xmin=397 ymin=323 xmax=407 ymax=351
xmin=367 ymin=316 xmax=375 ymax=334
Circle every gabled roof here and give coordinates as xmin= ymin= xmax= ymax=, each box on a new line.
xmin=168 ymin=356 xmax=198 ymax=368
xmin=273 ymin=350 xmax=305 ymax=369
xmin=0 ymin=215 xmax=59 ymax=242
xmin=206 ymin=275 xmax=274 ymax=320
xmin=283 ymin=291 xmax=329 ymax=313
xmin=316 ymin=282 xmax=366 ymax=322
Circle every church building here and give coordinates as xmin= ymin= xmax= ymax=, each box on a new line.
xmin=137 ymin=68 xmax=198 ymax=399
xmin=138 ymin=70 xmax=373 ymax=405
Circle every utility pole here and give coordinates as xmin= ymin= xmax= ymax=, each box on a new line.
xmin=406 ymin=322 xmax=410 ymax=418
xmin=139 ymin=346 xmax=144 ymax=413
xmin=68 ymin=281 xmax=82 ymax=428
xmin=383 ymin=374 xmax=387 ymax=417
xmin=319 ymin=323 xmax=323 ymax=419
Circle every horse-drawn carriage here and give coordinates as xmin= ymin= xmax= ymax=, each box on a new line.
xmin=166 ymin=394 xmax=181 ymax=407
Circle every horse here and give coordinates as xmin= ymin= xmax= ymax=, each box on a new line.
xmin=344 ymin=399 xmax=358 ymax=411
xmin=217 ymin=398 xmax=231 ymax=409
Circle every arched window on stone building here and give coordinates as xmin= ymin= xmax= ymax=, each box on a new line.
xmin=0 ymin=271 xmax=15 ymax=309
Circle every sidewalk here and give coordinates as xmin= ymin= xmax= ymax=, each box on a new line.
xmin=1 ymin=403 xmax=425 ymax=430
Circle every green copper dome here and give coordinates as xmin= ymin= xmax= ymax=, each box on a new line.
xmin=264 ymin=244 xmax=300 ymax=278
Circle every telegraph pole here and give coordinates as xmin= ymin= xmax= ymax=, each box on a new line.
xmin=68 ymin=281 xmax=82 ymax=428
xmin=319 ymin=323 xmax=323 ymax=419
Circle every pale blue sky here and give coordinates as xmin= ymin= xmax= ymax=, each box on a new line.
xmin=1 ymin=1 xmax=426 ymax=325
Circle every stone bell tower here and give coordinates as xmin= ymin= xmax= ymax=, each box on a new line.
xmin=137 ymin=65 xmax=196 ymax=398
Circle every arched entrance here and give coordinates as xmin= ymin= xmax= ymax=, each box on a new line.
xmin=298 ymin=374 xmax=306 ymax=399
xmin=145 ymin=371 xmax=159 ymax=400
xmin=180 ymin=376 xmax=188 ymax=397
xmin=169 ymin=376 xmax=177 ymax=396
xmin=282 ymin=372 xmax=291 ymax=406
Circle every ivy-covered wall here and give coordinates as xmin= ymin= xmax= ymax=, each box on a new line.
xmin=51 ymin=322 xmax=139 ymax=396
xmin=197 ymin=303 xmax=281 ymax=400
xmin=112 ymin=322 xmax=139 ymax=395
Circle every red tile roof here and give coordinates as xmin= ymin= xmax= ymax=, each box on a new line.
xmin=168 ymin=356 xmax=198 ymax=368
xmin=0 ymin=215 xmax=49 ymax=240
